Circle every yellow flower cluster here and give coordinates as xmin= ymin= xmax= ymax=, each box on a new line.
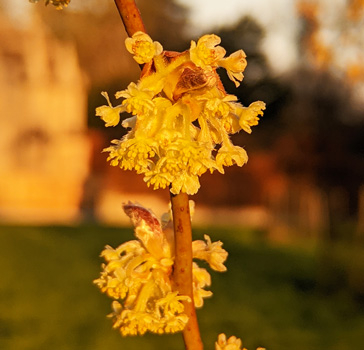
xmin=29 ymin=0 xmax=70 ymax=9
xmin=215 ymin=334 xmax=266 ymax=350
xmin=94 ymin=202 xmax=228 ymax=336
xmin=96 ymin=32 xmax=265 ymax=195
xmin=216 ymin=334 xmax=244 ymax=350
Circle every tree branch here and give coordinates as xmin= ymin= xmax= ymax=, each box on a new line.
xmin=114 ymin=0 xmax=146 ymax=36
xmin=171 ymin=192 xmax=204 ymax=350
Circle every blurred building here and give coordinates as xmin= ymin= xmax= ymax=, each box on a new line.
xmin=0 ymin=13 xmax=90 ymax=223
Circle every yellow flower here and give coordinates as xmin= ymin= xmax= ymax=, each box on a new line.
xmin=170 ymin=171 xmax=201 ymax=195
xmin=236 ymin=101 xmax=266 ymax=134
xmin=219 ymin=50 xmax=247 ymax=87
xmin=142 ymin=139 xmax=216 ymax=195
xmin=204 ymin=94 xmax=238 ymax=119
xmin=97 ymin=32 xmax=265 ymax=195
xmin=192 ymin=234 xmax=228 ymax=272
xmin=116 ymin=82 xmax=155 ymax=118
xmin=105 ymin=137 xmax=157 ymax=173
xmin=110 ymin=292 xmax=190 ymax=336
xmin=215 ymin=333 xmax=266 ymax=350
xmin=192 ymin=262 xmax=213 ymax=307
xmin=190 ymin=34 xmax=226 ymax=69
xmin=216 ymin=143 xmax=248 ymax=173
xmin=145 ymin=171 xmax=175 ymax=191
xmin=94 ymin=202 xmax=228 ymax=335
xmin=215 ymin=334 xmax=243 ymax=350
xmin=95 ymin=92 xmax=124 ymax=127
xmin=125 ymin=31 xmax=163 ymax=64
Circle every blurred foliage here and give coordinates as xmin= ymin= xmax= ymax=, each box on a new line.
xmin=214 ymin=16 xmax=289 ymax=144
xmin=205 ymin=15 xmax=364 ymax=235
xmin=297 ymin=0 xmax=364 ymax=84
xmin=1 ymin=225 xmax=364 ymax=350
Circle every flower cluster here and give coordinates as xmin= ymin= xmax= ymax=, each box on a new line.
xmin=97 ymin=32 xmax=265 ymax=195
xmin=29 ymin=0 xmax=70 ymax=9
xmin=216 ymin=333 xmax=244 ymax=350
xmin=94 ymin=202 xmax=228 ymax=336
xmin=215 ymin=333 xmax=265 ymax=350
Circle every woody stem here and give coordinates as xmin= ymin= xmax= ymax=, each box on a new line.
xmin=171 ymin=192 xmax=203 ymax=350
xmin=114 ymin=0 xmax=146 ymax=36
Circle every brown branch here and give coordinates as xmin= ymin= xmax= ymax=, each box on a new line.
xmin=171 ymin=192 xmax=204 ymax=350
xmin=114 ymin=0 xmax=146 ymax=36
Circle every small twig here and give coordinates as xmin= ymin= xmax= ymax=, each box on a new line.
xmin=114 ymin=0 xmax=146 ymax=36
xmin=171 ymin=192 xmax=204 ymax=350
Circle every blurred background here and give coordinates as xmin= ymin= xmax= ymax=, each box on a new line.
xmin=0 ymin=0 xmax=363 ymax=349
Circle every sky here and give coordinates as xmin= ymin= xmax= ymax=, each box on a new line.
xmin=176 ymin=0 xmax=301 ymax=74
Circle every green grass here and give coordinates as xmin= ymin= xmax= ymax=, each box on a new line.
xmin=0 ymin=225 xmax=363 ymax=350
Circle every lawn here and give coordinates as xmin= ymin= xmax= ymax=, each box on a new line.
xmin=0 ymin=224 xmax=363 ymax=350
